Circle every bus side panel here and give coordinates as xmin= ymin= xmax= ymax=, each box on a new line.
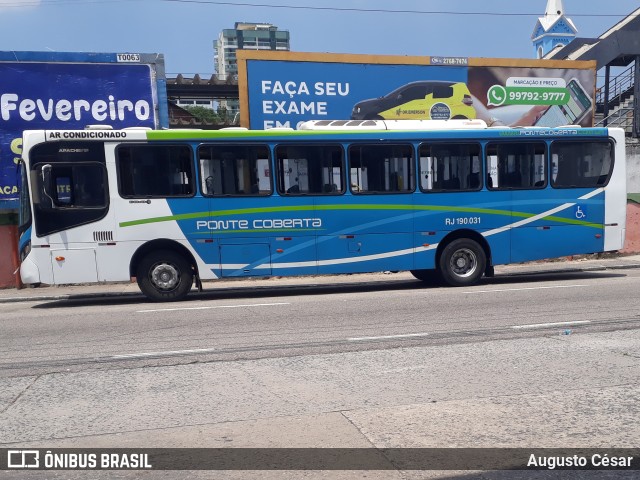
xmin=315 ymin=195 xmax=414 ymax=275
xmin=483 ymin=232 xmax=511 ymax=266
xmin=172 ymin=198 xmax=221 ymax=280
xmin=604 ymin=129 xmax=627 ymax=251
xmin=116 ymin=196 xmax=214 ymax=279
xmin=510 ymin=188 xmax=605 ymax=263
xmin=39 ymin=207 xmax=118 ymax=283
xmin=194 ymin=196 xmax=320 ymax=277
xmin=218 ymin=239 xmax=272 ymax=277
xmin=316 ymin=232 xmax=415 ymax=274
xmin=412 ymin=231 xmax=443 ymax=270
xmin=269 ymin=235 xmax=318 ymax=276
xmin=258 ymin=197 xmax=319 ymax=277
xmin=96 ymin=241 xmax=151 ymax=281
xmin=24 ymin=246 xmax=54 ymax=284
xmin=512 ymin=225 xmax=603 ymax=262
xmin=413 ymin=191 xmax=513 ymax=267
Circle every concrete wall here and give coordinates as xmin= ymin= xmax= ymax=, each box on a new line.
xmin=0 ymin=223 xmax=19 ymax=288
xmin=622 ymin=202 xmax=640 ymax=253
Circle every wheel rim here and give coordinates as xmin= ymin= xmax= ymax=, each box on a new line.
xmin=150 ymin=262 xmax=180 ymax=291
xmin=449 ymin=248 xmax=478 ymax=278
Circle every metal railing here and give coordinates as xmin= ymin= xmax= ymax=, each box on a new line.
xmin=596 ymin=65 xmax=635 ymax=109
xmin=596 ymin=105 xmax=634 ymax=131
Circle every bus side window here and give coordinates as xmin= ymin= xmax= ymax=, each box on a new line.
xmin=349 ymin=144 xmax=414 ymax=194
xmin=419 ymin=143 xmax=481 ymax=192
xmin=551 ymin=141 xmax=613 ymax=188
xmin=117 ymin=144 xmax=195 ymax=198
xmin=198 ymin=144 xmax=272 ymax=197
xmin=486 ymin=142 xmax=546 ymax=190
xmin=275 ymin=144 xmax=344 ymax=195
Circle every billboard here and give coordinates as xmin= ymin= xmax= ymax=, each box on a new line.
xmin=0 ymin=52 xmax=168 ymax=208
xmin=238 ymin=51 xmax=596 ymax=131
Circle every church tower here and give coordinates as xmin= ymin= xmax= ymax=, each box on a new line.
xmin=532 ymin=0 xmax=577 ymax=58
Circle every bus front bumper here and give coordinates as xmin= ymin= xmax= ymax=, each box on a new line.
xmin=20 ymin=257 xmax=41 ymax=285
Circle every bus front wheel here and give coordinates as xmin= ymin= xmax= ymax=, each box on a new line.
xmin=136 ymin=250 xmax=193 ymax=301
xmin=439 ymin=238 xmax=486 ymax=287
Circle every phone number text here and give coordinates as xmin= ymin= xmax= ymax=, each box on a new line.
xmin=509 ymin=91 xmax=567 ymax=102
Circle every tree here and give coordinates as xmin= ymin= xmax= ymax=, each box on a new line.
xmin=181 ymin=105 xmax=220 ymax=123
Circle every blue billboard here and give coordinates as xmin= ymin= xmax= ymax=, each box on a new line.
xmin=240 ymin=52 xmax=596 ymax=133
xmin=0 ymin=52 xmax=168 ymax=207
xmin=246 ymin=60 xmax=467 ymax=130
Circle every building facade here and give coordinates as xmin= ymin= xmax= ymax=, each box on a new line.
xmin=215 ymin=22 xmax=290 ymax=78
xmin=214 ymin=22 xmax=290 ymax=117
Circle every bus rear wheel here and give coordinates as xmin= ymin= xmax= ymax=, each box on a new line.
xmin=136 ymin=250 xmax=193 ymax=301
xmin=439 ymin=238 xmax=486 ymax=287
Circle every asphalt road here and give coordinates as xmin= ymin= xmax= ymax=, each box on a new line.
xmin=2 ymin=269 xmax=640 ymax=479
xmin=1 ymin=269 xmax=640 ymax=377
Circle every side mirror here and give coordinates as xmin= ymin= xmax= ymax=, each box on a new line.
xmin=41 ymin=164 xmax=58 ymax=208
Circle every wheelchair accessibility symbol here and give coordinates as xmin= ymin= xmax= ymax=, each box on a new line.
xmin=574 ymin=205 xmax=587 ymax=219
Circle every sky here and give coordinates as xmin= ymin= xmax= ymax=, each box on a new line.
xmin=0 ymin=0 xmax=638 ymax=76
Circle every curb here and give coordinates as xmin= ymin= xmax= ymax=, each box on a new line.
xmin=0 ymin=291 xmax=143 ymax=304
xmin=497 ymin=262 xmax=640 ymax=278
xmin=2 ymin=261 xmax=640 ymax=304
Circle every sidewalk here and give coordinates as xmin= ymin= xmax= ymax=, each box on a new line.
xmin=2 ymin=254 xmax=640 ymax=304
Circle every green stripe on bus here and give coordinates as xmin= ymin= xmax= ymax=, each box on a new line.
xmin=145 ymin=130 xmax=387 ymax=140
xmin=119 ymin=204 xmax=603 ymax=230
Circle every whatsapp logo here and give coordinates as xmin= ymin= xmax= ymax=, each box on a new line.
xmin=487 ymin=85 xmax=507 ymax=106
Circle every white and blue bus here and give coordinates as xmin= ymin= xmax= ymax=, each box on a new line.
xmin=18 ymin=119 xmax=627 ymax=301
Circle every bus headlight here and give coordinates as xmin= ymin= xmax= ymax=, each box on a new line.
xmin=20 ymin=240 xmax=31 ymax=262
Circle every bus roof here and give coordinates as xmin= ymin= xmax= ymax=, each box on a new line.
xmin=26 ymin=120 xmax=620 ymax=145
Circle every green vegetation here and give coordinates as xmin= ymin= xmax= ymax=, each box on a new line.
xmin=180 ymin=105 xmax=234 ymax=124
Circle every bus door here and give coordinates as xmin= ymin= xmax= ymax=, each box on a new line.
xmin=29 ymin=141 xmax=111 ymax=285
xmin=199 ymin=144 xmax=276 ymax=278
xmin=316 ymin=143 xmax=416 ymax=275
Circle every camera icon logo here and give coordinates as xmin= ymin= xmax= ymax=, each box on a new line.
xmin=7 ymin=450 xmax=40 ymax=468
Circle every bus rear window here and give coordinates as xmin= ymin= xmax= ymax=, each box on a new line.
xmin=117 ymin=145 xmax=194 ymax=198
xmin=551 ymin=141 xmax=613 ymax=188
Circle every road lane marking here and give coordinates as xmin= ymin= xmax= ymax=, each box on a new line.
xmin=109 ymin=347 xmax=217 ymax=359
xmin=511 ymin=320 xmax=591 ymax=330
xmin=464 ymin=284 xmax=587 ymax=294
xmin=137 ymin=302 xmax=291 ymax=313
xmin=347 ymin=333 xmax=430 ymax=342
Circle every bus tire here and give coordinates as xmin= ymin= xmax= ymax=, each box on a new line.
xmin=410 ymin=269 xmax=442 ymax=285
xmin=439 ymin=238 xmax=486 ymax=287
xmin=136 ymin=250 xmax=193 ymax=301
